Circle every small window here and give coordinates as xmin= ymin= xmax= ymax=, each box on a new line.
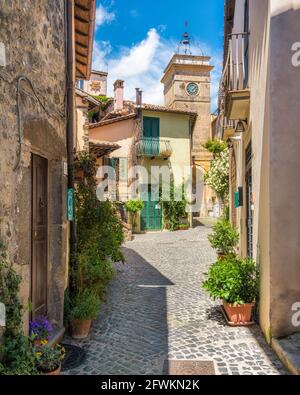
xmin=77 ymin=80 xmax=84 ymax=90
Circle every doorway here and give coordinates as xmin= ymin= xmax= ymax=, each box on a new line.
xmin=31 ymin=154 xmax=48 ymax=319
xmin=140 ymin=185 xmax=163 ymax=231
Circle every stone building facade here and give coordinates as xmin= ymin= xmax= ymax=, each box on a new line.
xmin=0 ymin=0 xmax=95 ymax=337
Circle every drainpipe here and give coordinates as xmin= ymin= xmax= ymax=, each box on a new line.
xmin=189 ymin=117 xmax=194 ymax=228
xmin=66 ymin=0 xmax=76 ymax=266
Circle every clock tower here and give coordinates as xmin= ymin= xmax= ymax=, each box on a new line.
xmin=161 ymin=53 xmax=213 ymax=160
xmin=161 ymin=31 xmax=215 ymax=216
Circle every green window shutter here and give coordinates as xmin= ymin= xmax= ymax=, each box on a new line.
xmin=119 ymin=158 xmax=128 ymax=181
xmin=143 ymin=117 xmax=160 ymax=138
xmin=152 ymin=118 xmax=160 ymax=139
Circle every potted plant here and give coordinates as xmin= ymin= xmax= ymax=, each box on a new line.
xmin=35 ymin=342 xmax=65 ymax=375
xmin=202 ymin=256 xmax=259 ymax=325
xmin=125 ymin=199 xmax=144 ymax=233
xmin=179 ymin=223 xmax=189 ymax=231
xmin=30 ymin=316 xmax=53 ymax=346
xmin=161 ymin=148 xmax=172 ymax=159
xmin=69 ymin=289 xmax=101 ymax=339
xmin=208 ymin=219 xmax=239 ymax=258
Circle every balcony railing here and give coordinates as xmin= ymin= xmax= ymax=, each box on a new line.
xmin=136 ymin=137 xmax=173 ymax=159
xmin=219 ymin=32 xmax=250 ymax=121
xmin=221 ymin=32 xmax=249 ymax=92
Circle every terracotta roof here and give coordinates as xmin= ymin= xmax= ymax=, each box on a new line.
xmin=74 ymin=0 xmax=96 ymax=80
xmin=140 ymin=103 xmax=197 ymax=117
xmin=75 ymin=88 xmax=100 ymax=107
xmin=89 ymin=113 xmax=137 ymax=128
xmin=89 ymin=140 xmax=120 ymax=157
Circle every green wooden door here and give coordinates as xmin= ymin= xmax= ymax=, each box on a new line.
xmin=143 ymin=117 xmax=160 ymax=156
xmin=141 ymin=186 xmax=162 ymax=231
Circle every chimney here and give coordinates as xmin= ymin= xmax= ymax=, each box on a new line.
xmin=114 ymin=80 xmax=124 ymax=111
xmin=135 ymin=88 xmax=143 ymax=107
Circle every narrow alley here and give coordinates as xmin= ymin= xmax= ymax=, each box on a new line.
xmin=64 ymin=227 xmax=287 ymax=375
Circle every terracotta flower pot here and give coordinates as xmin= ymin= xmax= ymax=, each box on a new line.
xmin=70 ymin=319 xmax=92 ymax=339
xmin=75 ymin=169 xmax=84 ymax=181
xmin=34 ymin=339 xmax=42 ymax=347
xmin=217 ymin=252 xmax=227 ymax=260
xmin=223 ymin=301 xmax=254 ymax=323
xmin=43 ymin=365 xmax=61 ymax=376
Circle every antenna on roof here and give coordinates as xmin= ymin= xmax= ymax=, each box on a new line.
xmin=178 ymin=21 xmax=192 ymax=55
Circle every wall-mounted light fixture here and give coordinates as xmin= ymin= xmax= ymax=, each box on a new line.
xmin=235 ymin=119 xmax=248 ymax=134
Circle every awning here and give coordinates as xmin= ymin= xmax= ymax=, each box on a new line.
xmin=74 ymin=0 xmax=96 ymax=80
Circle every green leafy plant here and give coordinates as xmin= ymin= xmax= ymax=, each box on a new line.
xmin=67 ymin=152 xmax=124 ymax=327
xmin=92 ymin=95 xmax=112 ymax=104
xmin=92 ymin=95 xmax=112 ymax=110
xmin=69 ymin=289 xmax=101 ymax=321
xmin=75 ymin=152 xmax=124 ymax=265
xmin=125 ymin=199 xmax=144 ymax=228
xmin=179 ymin=223 xmax=189 ymax=230
xmin=208 ymin=219 xmax=239 ymax=255
xmin=202 ymin=139 xmax=227 ymax=156
xmin=161 ymin=183 xmax=187 ymax=231
xmin=76 ymin=244 xmax=115 ymax=298
xmin=0 ymin=333 xmax=38 ymax=375
xmin=202 ymin=256 xmax=259 ymax=305
xmin=0 ymin=238 xmax=38 ymax=375
xmin=35 ymin=342 xmax=65 ymax=373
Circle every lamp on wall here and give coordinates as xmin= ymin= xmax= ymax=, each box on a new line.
xmin=235 ymin=119 xmax=247 ymax=134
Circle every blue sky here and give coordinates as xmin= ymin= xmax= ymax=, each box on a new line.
xmin=93 ymin=0 xmax=224 ymax=111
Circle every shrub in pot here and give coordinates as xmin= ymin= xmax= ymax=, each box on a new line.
xmin=125 ymin=199 xmax=144 ymax=232
xmin=69 ymin=289 xmax=101 ymax=339
xmin=202 ymin=256 xmax=259 ymax=324
xmin=208 ymin=219 xmax=239 ymax=257
xmin=35 ymin=341 xmax=65 ymax=375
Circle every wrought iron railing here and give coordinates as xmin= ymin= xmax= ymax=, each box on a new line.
xmin=136 ymin=137 xmax=173 ymax=158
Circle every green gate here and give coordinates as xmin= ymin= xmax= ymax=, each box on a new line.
xmin=140 ymin=186 xmax=162 ymax=231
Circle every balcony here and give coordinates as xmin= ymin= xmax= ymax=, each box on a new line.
xmin=213 ymin=112 xmax=237 ymax=141
xmin=136 ymin=137 xmax=173 ymax=159
xmin=221 ymin=32 xmax=250 ymax=120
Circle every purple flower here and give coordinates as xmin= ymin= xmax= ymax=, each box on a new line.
xmin=30 ymin=316 xmax=53 ymax=340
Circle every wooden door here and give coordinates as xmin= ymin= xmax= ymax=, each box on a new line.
xmin=31 ymin=154 xmax=48 ymax=319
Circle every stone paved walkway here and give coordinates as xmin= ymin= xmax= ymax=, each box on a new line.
xmin=64 ymin=227 xmax=287 ymax=375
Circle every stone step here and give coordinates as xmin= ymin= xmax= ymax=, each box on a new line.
xmin=272 ymin=334 xmax=300 ymax=375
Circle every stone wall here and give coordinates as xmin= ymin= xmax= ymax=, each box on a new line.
xmin=0 ymin=1 xmax=68 ymax=332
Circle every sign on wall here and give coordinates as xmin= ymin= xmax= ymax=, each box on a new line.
xmin=67 ymin=188 xmax=74 ymax=221
xmin=0 ymin=302 xmax=5 ymax=327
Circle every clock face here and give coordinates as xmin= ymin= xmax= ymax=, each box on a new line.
xmin=186 ymin=82 xmax=199 ymax=96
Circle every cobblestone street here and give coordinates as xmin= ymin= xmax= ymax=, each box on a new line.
xmin=64 ymin=226 xmax=287 ymax=375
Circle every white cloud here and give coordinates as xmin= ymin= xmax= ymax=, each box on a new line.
xmin=95 ymin=4 xmax=115 ymax=29
xmin=93 ymin=29 xmax=222 ymax=111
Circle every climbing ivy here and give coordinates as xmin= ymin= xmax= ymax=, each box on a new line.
xmin=160 ymin=182 xmax=187 ymax=231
